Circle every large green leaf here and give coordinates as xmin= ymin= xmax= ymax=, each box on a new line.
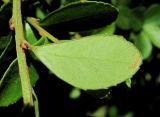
xmin=0 ymin=59 xmax=39 ymax=106
xmin=31 ymin=34 xmax=142 ymax=90
xmin=40 ymin=1 xmax=118 ymax=32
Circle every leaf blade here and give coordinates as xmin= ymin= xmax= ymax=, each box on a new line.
xmin=0 ymin=59 xmax=39 ymax=106
xmin=31 ymin=34 xmax=142 ymax=90
xmin=25 ymin=23 xmax=37 ymax=44
xmin=40 ymin=1 xmax=118 ymax=31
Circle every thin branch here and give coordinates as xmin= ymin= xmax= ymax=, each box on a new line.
xmin=13 ymin=0 xmax=33 ymax=106
xmin=26 ymin=17 xmax=59 ymax=43
xmin=32 ymin=89 xmax=40 ymax=117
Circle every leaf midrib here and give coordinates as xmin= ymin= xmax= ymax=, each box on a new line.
xmin=41 ymin=53 xmax=132 ymax=64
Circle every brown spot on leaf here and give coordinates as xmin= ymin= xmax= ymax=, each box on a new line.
xmin=129 ymin=55 xmax=142 ymax=69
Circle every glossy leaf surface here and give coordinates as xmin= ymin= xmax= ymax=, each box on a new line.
xmin=40 ymin=1 xmax=118 ymax=31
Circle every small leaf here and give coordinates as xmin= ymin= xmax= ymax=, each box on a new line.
xmin=0 ymin=59 xmax=39 ymax=106
xmin=123 ymin=112 xmax=134 ymax=117
xmin=91 ymin=106 xmax=107 ymax=117
xmin=25 ymin=23 xmax=37 ymax=44
xmin=133 ymin=32 xmax=152 ymax=60
xmin=108 ymin=106 xmax=118 ymax=117
xmin=31 ymin=34 xmax=142 ymax=90
xmin=69 ymin=88 xmax=81 ymax=99
xmin=95 ymin=23 xmax=116 ymax=35
xmin=33 ymin=36 xmax=49 ymax=46
xmin=36 ymin=7 xmax=46 ymax=20
xmin=125 ymin=78 xmax=131 ymax=88
xmin=143 ymin=24 xmax=160 ymax=48
xmin=144 ymin=4 xmax=160 ymax=25
xmin=40 ymin=1 xmax=118 ymax=32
